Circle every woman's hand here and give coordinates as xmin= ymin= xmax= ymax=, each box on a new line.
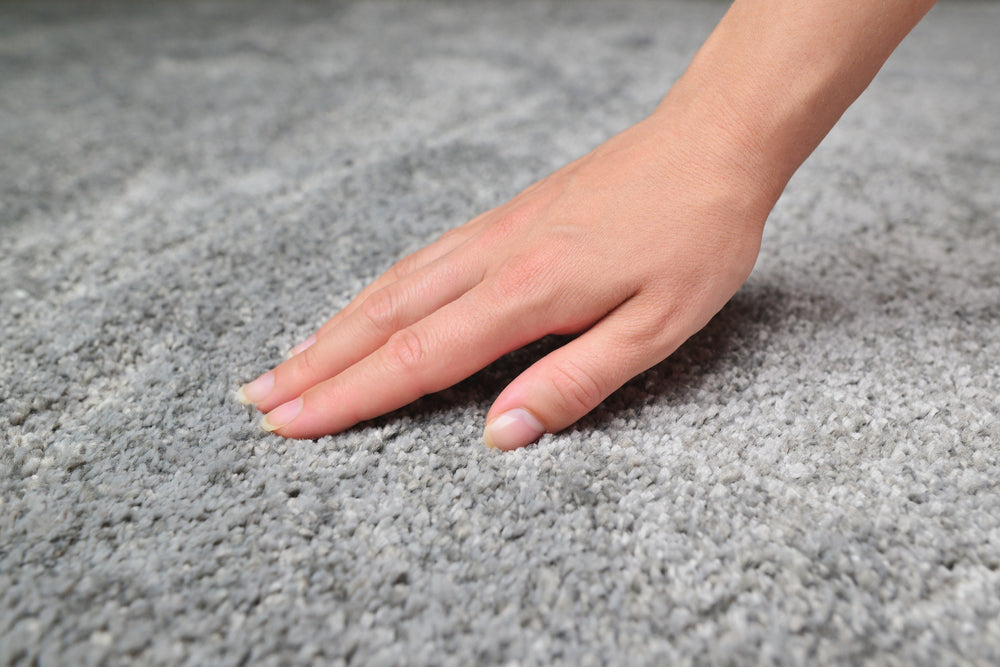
xmin=237 ymin=106 xmax=775 ymax=450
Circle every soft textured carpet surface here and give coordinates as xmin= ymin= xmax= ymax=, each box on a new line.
xmin=2 ymin=1 xmax=999 ymax=664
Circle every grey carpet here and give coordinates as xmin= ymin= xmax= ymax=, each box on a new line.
xmin=2 ymin=1 xmax=999 ymax=664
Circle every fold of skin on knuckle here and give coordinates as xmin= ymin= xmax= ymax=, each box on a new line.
xmin=386 ymin=252 xmax=421 ymax=282
xmin=292 ymin=343 xmax=318 ymax=378
xmin=381 ymin=327 xmax=427 ymax=380
xmin=359 ymin=287 xmax=401 ymax=336
xmin=546 ymin=357 xmax=607 ymax=423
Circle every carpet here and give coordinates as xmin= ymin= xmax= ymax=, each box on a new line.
xmin=2 ymin=1 xmax=999 ymax=664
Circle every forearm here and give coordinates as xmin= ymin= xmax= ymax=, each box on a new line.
xmin=655 ymin=0 xmax=937 ymax=203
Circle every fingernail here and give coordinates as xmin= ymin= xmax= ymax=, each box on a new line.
xmin=260 ymin=398 xmax=303 ymax=432
xmin=483 ymin=408 xmax=545 ymax=451
xmin=287 ymin=335 xmax=317 ymax=359
xmin=237 ymin=371 xmax=274 ymax=405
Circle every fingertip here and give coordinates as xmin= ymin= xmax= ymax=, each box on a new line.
xmin=260 ymin=397 xmax=303 ymax=434
xmin=238 ymin=371 xmax=275 ymax=405
xmin=235 ymin=386 xmax=252 ymax=406
xmin=483 ymin=408 xmax=546 ymax=451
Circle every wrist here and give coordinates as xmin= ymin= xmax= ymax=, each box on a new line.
xmin=638 ymin=92 xmax=784 ymax=234
xmin=651 ymin=0 xmax=936 ymax=209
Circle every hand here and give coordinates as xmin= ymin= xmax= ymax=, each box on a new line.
xmin=237 ymin=0 xmax=935 ymax=449
xmin=237 ymin=107 xmax=774 ymax=450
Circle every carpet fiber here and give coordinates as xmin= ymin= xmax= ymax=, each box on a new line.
xmin=2 ymin=1 xmax=999 ymax=664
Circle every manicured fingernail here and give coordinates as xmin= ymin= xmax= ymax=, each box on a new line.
xmin=260 ymin=398 xmax=303 ymax=432
xmin=287 ymin=335 xmax=317 ymax=359
xmin=483 ymin=408 xmax=545 ymax=451
xmin=237 ymin=371 xmax=274 ymax=405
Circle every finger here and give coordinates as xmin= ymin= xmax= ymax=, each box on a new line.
xmin=290 ymin=216 xmax=489 ymax=355
xmin=260 ymin=284 xmax=547 ymax=439
xmin=482 ymin=298 xmax=683 ymax=451
xmin=244 ymin=252 xmax=483 ymax=412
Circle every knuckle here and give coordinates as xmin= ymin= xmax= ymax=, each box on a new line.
xmin=477 ymin=205 xmax=537 ymax=248
xmin=381 ymin=328 xmax=426 ymax=375
xmin=296 ymin=343 xmax=324 ymax=377
xmin=437 ymin=226 xmax=466 ymax=245
xmin=359 ymin=289 xmax=400 ymax=334
xmin=546 ymin=359 xmax=605 ymax=416
xmin=387 ymin=253 xmax=418 ymax=281
xmin=492 ymin=253 xmax=552 ymax=302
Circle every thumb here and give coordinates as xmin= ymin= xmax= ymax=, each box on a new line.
xmin=483 ymin=302 xmax=676 ymax=451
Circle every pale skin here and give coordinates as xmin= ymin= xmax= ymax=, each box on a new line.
xmin=238 ymin=0 xmax=938 ymax=450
